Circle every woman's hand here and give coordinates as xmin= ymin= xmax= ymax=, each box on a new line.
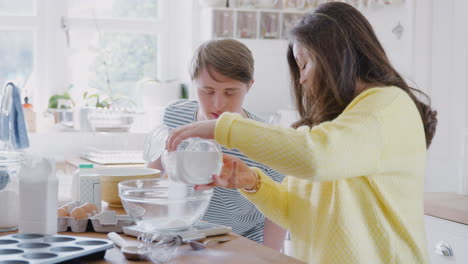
xmin=166 ymin=120 xmax=217 ymax=151
xmin=195 ymin=154 xmax=258 ymax=191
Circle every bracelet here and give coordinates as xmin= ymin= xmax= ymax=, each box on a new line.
xmin=243 ymin=170 xmax=261 ymax=194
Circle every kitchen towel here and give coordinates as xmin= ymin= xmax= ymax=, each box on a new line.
xmin=0 ymin=82 xmax=29 ymax=149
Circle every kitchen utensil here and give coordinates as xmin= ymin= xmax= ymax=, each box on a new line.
xmin=188 ymin=237 xmax=232 ymax=250
xmin=119 ymin=178 xmax=213 ymax=233
xmin=107 ymin=232 xmax=147 ymax=261
xmin=122 ymin=221 xmax=231 ymax=239
xmin=147 ymin=234 xmax=183 ymax=263
xmin=112 ymin=231 xmax=184 ymax=263
xmin=0 ymin=233 xmax=113 ymax=263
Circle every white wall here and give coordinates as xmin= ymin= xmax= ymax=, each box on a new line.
xmin=188 ymin=2 xmax=416 ymax=119
xmin=187 ymin=1 xmax=468 ymax=193
xmin=412 ymin=0 xmax=468 ymax=193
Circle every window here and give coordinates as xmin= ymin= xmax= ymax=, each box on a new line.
xmin=0 ymin=31 xmax=34 ymax=93
xmin=0 ymin=0 xmax=173 ymax=113
xmin=0 ymin=0 xmax=37 ymax=103
xmin=64 ymin=0 xmax=162 ymax=107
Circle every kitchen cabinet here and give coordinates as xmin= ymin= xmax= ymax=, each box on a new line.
xmin=425 ymin=215 xmax=468 ymax=263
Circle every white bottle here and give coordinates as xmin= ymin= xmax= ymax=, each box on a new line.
xmin=18 ymin=155 xmax=58 ymax=234
xmin=71 ymin=164 xmax=94 ymax=202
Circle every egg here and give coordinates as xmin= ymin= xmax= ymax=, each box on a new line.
xmin=57 ymin=208 xmax=68 ymax=217
xmin=63 ymin=201 xmax=80 ymax=213
xmin=81 ymin=203 xmax=99 ymax=214
xmin=60 ymin=205 xmax=70 ymax=213
xmin=70 ymin=207 xmax=88 ymax=220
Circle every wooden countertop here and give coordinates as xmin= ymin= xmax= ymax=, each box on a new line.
xmin=424 ymin=192 xmax=468 ymax=225
xmin=1 ymin=205 xmax=304 ymax=264
xmin=0 ymin=231 xmax=303 ymax=264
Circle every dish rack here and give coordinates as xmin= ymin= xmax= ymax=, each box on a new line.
xmin=87 ymin=107 xmax=138 ymax=132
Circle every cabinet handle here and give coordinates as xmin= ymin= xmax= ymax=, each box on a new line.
xmin=434 ymin=241 xmax=453 ymax=257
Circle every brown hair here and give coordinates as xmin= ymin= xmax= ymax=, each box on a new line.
xmin=287 ymin=2 xmax=437 ymax=147
xmin=190 ymin=39 xmax=254 ymax=84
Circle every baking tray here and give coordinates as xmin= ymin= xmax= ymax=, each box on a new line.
xmin=0 ymin=233 xmax=113 ymax=263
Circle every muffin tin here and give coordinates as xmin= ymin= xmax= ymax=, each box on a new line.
xmin=0 ymin=233 xmax=113 ymax=263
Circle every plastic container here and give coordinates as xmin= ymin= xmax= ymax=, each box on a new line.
xmin=70 ymin=164 xmax=101 ymax=211
xmin=0 ymin=151 xmax=22 ymax=232
xmin=71 ymin=164 xmax=94 ymax=202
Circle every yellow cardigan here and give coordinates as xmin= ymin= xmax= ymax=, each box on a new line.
xmin=215 ymin=87 xmax=429 ymax=264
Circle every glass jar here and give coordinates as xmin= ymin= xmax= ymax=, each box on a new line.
xmin=0 ymin=151 xmax=22 ymax=232
xmin=143 ymin=124 xmax=223 ymax=185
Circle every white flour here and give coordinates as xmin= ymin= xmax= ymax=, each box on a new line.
xmin=176 ymin=151 xmax=220 ymax=185
xmin=0 ymin=189 xmax=19 ymax=229
xmin=168 ymin=180 xmax=187 ymax=224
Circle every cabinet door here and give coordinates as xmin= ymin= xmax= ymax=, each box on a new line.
xmin=425 ymin=216 xmax=468 ymax=264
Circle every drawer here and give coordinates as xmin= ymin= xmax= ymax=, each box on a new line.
xmin=425 ymin=215 xmax=468 ymax=264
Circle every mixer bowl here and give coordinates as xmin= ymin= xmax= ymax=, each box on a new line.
xmin=118 ymin=178 xmax=213 ymax=233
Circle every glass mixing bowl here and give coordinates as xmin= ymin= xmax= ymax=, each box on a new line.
xmin=118 ymin=178 xmax=213 ymax=233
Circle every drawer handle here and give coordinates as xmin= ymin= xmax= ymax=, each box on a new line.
xmin=434 ymin=241 xmax=453 ymax=257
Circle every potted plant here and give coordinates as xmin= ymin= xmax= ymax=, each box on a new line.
xmin=47 ymin=88 xmax=75 ymax=127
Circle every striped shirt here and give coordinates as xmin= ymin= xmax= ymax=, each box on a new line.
xmin=163 ymin=100 xmax=285 ymax=243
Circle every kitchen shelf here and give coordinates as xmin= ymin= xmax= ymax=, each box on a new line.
xmin=201 ymin=7 xmax=308 ymax=40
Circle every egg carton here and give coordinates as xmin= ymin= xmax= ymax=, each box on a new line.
xmin=57 ymin=217 xmax=90 ymax=233
xmin=57 ymin=211 xmax=134 ymax=233
xmin=0 ymin=233 xmax=113 ymax=264
xmin=89 ymin=211 xmax=134 ymax=233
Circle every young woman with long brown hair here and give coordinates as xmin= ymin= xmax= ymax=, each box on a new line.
xmin=166 ymin=2 xmax=437 ymax=263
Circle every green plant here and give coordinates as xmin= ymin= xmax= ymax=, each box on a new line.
xmin=83 ymin=91 xmax=136 ymax=108
xmin=83 ymin=91 xmax=111 ymax=108
xmin=48 ymin=92 xmax=73 ymax=109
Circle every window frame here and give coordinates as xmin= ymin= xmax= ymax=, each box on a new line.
xmin=0 ymin=0 xmax=175 ymax=111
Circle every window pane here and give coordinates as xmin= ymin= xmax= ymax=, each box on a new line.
xmin=68 ymin=0 xmax=158 ymax=19
xmin=0 ymin=31 xmax=34 ymax=89
xmin=0 ymin=0 xmax=35 ymax=15
xmin=68 ymin=31 xmax=157 ymax=106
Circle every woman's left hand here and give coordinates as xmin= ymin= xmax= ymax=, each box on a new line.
xmin=166 ymin=119 xmax=217 ymax=151
xmin=195 ymin=154 xmax=258 ymax=191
